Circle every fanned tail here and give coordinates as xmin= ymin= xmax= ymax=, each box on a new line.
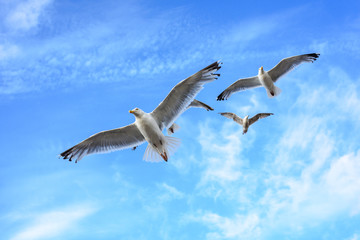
xmin=267 ymin=85 xmax=282 ymax=98
xmin=143 ymin=136 xmax=181 ymax=162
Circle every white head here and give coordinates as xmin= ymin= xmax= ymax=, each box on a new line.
xmin=258 ymin=66 xmax=264 ymax=74
xmin=244 ymin=115 xmax=249 ymax=120
xmin=129 ymin=107 xmax=145 ymax=118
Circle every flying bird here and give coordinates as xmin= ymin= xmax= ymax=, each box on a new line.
xmin=217 ymin=53 xmax=320 ymax=100
xmin=167 ymin=99 xmax=214 ymax=135
xmin=60 ymin=61 xmax=221 ymax=163
xmin=219 ymin=112 xmax=273 ymax=134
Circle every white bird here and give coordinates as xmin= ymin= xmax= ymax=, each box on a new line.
xmin=60 ymin=61 xmax=221 ymax=163
xmin=219 ymin=112 xmax=273 ymax=134
xmin=167 ymin=99 xmax=214 ymax=135
xmin=217 ymin=53 xmax=320 ymax=100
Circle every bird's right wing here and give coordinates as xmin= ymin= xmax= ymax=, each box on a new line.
xmin=151 ymin=61 xmax=221 ymax=130
xmin=188 ymin=99 xmax=214 ymax=111
xmin=217 ymin=76 xmax=261 ymax=101
xmin=268 ymin=53 xmax=320 ymax=82
xmin=249 ymin=113 xmax=273 ymax=125
xmin=60 ymin=123 xmax=145 ymax=163
xmin=219 ymin=112 xmax=243 ymax=125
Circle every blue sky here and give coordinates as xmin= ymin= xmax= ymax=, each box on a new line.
xmin=1 ymin=0 xmax=360 ymax=239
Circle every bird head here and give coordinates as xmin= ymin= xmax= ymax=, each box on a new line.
xmin=258 ymin=66 xmax=264 ymax=74
xmin=129 ymin=108 xmax=144 ymax=117
xmin=244 ymin=115 xmax=249 ymax=120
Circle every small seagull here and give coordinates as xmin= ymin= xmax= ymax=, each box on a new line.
xmin=219 ymin=112 xmax=273 ymax=134
xmin=60 ymin=61 xmax=221 ymax=163
xmin=217 ymin=53 xmax=320 ymax=100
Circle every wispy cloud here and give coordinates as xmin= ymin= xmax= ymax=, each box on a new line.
xmin=10 ymin=204 xmax=97 ymax=240
xmin=5 ymin=0 xmax=53 ymax=31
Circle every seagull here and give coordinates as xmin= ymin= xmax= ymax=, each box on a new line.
xmin=167 ymin=99 xmax=214 ymax=135
xmin=219 ymin=112 xmax=273 ymax=134
xmin=60 ymin=61 xmax=221 ymax=163
xmin=217 ymin=53 xmax=320 ymax=100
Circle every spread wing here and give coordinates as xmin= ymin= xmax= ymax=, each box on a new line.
xmin=151 ymin=61 xmax=221 ymax=130
xmin=249 ymin=113 xmax=273 ymax=126
xmin=219 ymin=112 xmax=243 ymax=125
xmin=60 ymin=123 xmax=145 ymax=163
xmin=188 ymin=99 xmax=214 ymax=111
xmin=217 ymin=76 xmax=261 ymax=101
xmin=268 ymin=53 xmax=320 ymax=82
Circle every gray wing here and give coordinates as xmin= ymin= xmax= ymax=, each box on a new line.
xmin=217 ymin=76 xmax=261 ymax=101
xmin=219 ymin=112 xmax=243 ymax=125
xmin=249 ymin=113 xmax=273 ymax=125
xmin=60 ymin=123 xmax=145 ymax=163
xmin=151 ymin=61 xmax=221 ymax=130
xmin=268 ymin=53 xmax=320 ymax=82
xmin=188 ymin=99 xmax=214 ymax=111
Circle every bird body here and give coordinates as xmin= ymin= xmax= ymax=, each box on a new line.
xmin=131 ymin=108 xmax=169 ymax=161
xmin=258 ymin=66 xmax=281 ymax=98
xmin=242 ymin=115 xmax=250 ymax=134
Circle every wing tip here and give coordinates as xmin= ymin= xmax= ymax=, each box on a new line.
xmin=217 ymin=91 xmax=228 ymax=101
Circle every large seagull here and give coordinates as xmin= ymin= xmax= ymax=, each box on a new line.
xmin=60 ymin=61 xmax=221 ymax=163
xmin=217 ymin=53 xmax=320 ymax=100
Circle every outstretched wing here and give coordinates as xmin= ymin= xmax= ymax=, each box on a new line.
xmin=60 ymin=123 xmax=145 ymax=163
xmin=217 ymin=76 xmax=261 ymax=101
xmin=249 ymin=113 xmax=273 ymax=126
xmin=188 ymin=99 xmax=214 ymax=111
xmin=151 ymin=61 xmax=221 ymax=130
xmin=268 ymin=53 xmax=320 ymax=82
xmin=219 ymin=112 xmax=243 ymax=125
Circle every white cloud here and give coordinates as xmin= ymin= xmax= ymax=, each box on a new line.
xmin=188 ymin=212 xmax=261 ymax=240
xmin=10 ymin=204 xmax=97 ymax=240
xmin=0 ymin=44 xmax=20 ymax=61
xmin=5 ymin=0 xmax=52 ymax=31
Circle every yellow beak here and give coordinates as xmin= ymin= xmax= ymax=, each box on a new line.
xmin=129 ymin=110 xmax=134 ymax=113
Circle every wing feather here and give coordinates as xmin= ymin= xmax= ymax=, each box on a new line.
xmin=217 ymin=76 xmax=261 ymax=101
xmin=60 ymin=123 xmax=145 ymax=163
xmin=219 ymin=112 xmax=243 ymax=125
xmin=151 ymin=61 xmax=221 ymax=130
xmin=188 ymin=99 xmax=214 ymax=111
xmin=249 ymin=113 xmax=273 ymax=125
xmin=268 ymin=53 xmax=320 ymax=82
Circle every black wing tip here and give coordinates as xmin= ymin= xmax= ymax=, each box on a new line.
xmin=307 ymin=53 xmax=320 ymax=61
xmin=203 ymin=60 xmax=222 ymax=72
xmin=217 ymin=91 xmax=228 ymax=101
xmin=60 ymin=147 xmax=77 ymax=163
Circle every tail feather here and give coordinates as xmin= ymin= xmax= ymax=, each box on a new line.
xmin=143 ymin=136 xmax=181 ymax=162
xmin=267 ymin=85 xmax=282 ymax=98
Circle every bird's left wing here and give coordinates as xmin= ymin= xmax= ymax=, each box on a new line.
xmin=249 ymin=113 xmax=273 ymax=125
xmin=219 ymin=112 xmax=243 ymax=125
xmin=217 ymin=76 xmax=261 ymax=101
xmin=60 ymin=123 xmax=145 ymax=163
xmin=268 ymin=53 xmax=320 ymax=82
xmin=188 ymin=99 xmax=214 ymax=111
xmin=151 ymin=61 xmax=221 ymax=130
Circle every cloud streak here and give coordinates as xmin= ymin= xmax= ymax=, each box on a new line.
xmin=10 ymin=204 xmax=97 ymax=240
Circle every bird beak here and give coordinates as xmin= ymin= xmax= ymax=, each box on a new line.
xmin=129 ymin=110 xmax=134 ymax=113
xmin=260 ymin=66 xmax=263 ymax=70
